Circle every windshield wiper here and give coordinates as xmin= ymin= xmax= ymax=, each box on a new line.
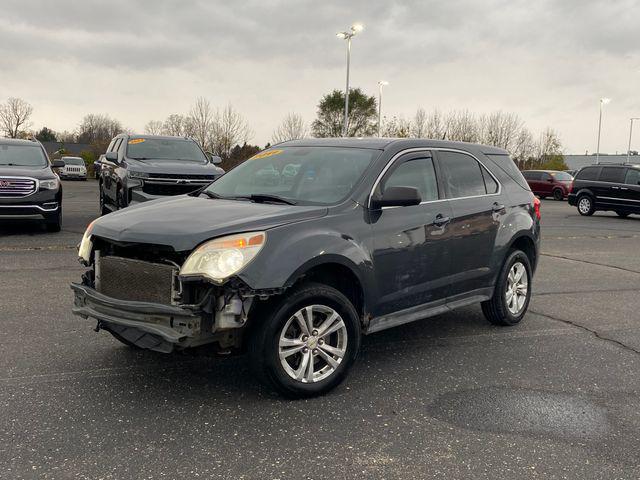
xmin=235 ymin=194 xmax=297 ymax=205
xmin=202 ymin=190 xmax=226 ymax=199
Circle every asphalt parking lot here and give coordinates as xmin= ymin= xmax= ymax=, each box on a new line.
xmin=1 ymin=180 xmax=639 ymax=479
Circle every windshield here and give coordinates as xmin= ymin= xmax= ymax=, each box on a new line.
xmin=204 ymin=147 xmax=380 ymax=205
xmin=0 ymin=144 xmax=47 ymax=167
xmin=63 ymin=157 xmax=84 ymax=165
xmin=551 ymin=171 xmax=573 ymax=181
xmin=126 ymin=138 xmax=207 ymax=162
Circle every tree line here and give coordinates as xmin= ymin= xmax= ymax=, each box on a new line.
xmin=1 ymin=90 xmax=565 ymax=171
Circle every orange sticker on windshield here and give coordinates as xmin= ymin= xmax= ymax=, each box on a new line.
xmin=250 ymin=149 xmax=283 ymax=160
xmin=128 ymin=138 xmax=145 ymax=144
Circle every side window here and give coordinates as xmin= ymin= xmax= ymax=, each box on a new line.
xmin=531 ymin=172 xmax=543 ymax=181
xmin=438 ymin=151 xmax=487 ymax=198
xmin=598 ymin=167 xmax=625 ymax=183
xmin=106 ymin=139 xmax=116 ymax=152
xmin=541 ymin=172 xmax=552 ymax=181
xmin=576 ymin=167 xmax=599 ymax=180
xmin=112 ymin=139 xmax=123 ymax=155
xmin=481 ymin=166 xmax=499 ymax=194
xmin=382 ymin=157 xmax=439 ymax=202
xmin=625 ymin=168 xmax=640 ymax=186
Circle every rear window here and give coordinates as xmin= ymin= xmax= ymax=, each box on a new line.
xmin=486 ymin=154 xmax=529 ymax=190
xmin=576 ymin=167 xmax=600 ymax=181
xmin=598 ymin=167 xmax=626 ymax=183
xmin=551 ymin=172 xmax=573 ymax=181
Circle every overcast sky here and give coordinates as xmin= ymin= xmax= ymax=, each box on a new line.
xmin=1 ymin=0 xmax=639 ymax=153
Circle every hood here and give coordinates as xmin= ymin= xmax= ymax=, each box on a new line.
xmin=125 ymin=158 xmax=224 ymax=176
xmin=0 ymin=165 xmax=55 ymax=179
xmin=91 ymin=195 xmax=327 ymax=251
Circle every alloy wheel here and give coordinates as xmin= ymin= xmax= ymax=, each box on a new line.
xmin=505 ymin=262 xmax=528 ymax=315
xmin=578 ymin=197 xmax=592 ymax=214
xmin=278 ymin=304 xmax=347 ymax=383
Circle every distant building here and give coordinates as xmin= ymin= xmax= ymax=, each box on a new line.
xmin=40 ymin=141 xmax=93 ymax=157
xmin=564 ymin=154 xmax=639 ymax=170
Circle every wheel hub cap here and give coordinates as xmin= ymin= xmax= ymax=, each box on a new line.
xmin=505 ymin=262 xmax=528 ymax=315
xmin=278 ymin=305 xmax=348 ymax=383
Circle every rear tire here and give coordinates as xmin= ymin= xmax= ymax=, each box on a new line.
xmin=616 ymin=211 xmax=630 ymax=218
xmin=577 ymin=194 xmax=595 ymax=216
xmin=248 ymin=282 xmax=361 ymax=398
xmin=553 ymin=189 xmax=564 ymax=201
xmin=482 ymin=249 xmax=532 ymax=326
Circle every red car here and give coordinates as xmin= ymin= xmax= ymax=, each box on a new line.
xmin=522 ymin=170 xmax=573 ymax=200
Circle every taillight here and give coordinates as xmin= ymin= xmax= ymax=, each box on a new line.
xmin=533 ymin=196 xmax=541 ymax=220
xmin=568 ymin=182 xmax=574 ymax=193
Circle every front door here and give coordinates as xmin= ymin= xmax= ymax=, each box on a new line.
xmin=435 ymin=150 xmax=503 ymax=298
xmin=369 ymin=152 xmax=453 ymax=315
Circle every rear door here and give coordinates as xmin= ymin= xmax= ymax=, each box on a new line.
xmin=435 ymin=149 xmax=504 ymax=298
xmin=370 ymin=151 xmax=453 ymax=314
xmin=595 ymin=166 xmax=627 ymax=209
xmin=540 ymin=172 xmax=554 ymax=196
xmin=622 ymin=168 xmax=640 ymax=211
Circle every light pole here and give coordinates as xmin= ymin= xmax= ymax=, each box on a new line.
xmin=627 ymin=117 xmax=640 ymax=164
xmin=596 ymin=97 xmax=610 ymax=164
xmin=377 ymin=80 xmax=388 ymax=137
xmin=336 ymin=23 xmax=363 ymax=137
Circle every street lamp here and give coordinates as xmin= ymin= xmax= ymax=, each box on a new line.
xmin=377 ymin=80 xmax=389 ymax=137
xmin=596 ymin=97 xmax=611 ymax=164
xmin=336 ymin=23 xmax=364 ymax=136
xmin=627 ymin=117 xmax=640 ymax=164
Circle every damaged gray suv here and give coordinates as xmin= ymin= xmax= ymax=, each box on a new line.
xmin=72 ymin=138 xmax=540 ymax=397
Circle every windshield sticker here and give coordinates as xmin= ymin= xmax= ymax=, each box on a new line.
xmin=250 ymin=149 xmax=283 ymax=160
xmin=128 ymin=138 xmax=145 ymax=144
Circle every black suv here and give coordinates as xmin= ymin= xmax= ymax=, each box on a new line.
xmin=568 ymin=163 xmax=640 ymax=217
xmin=72 ymin=138 xmax=540 ymax=397
xmin=98 ymin=134 xmax=225 ymax=214
xmin=0 ymin=138 xmax=64 ymax=231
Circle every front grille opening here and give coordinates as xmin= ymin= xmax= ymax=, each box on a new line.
xmin=142 ymin=183 xmax=203 ymax=196
xmin=0 ymin=177 xmax=37 ymax=197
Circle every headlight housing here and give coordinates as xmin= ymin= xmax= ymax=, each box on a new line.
xmin=127 ymin=170 xmax=149 ymax=180
xmin=180 ymin=232 xmax=266 ymax=282
xmin=78 ymin=220 xmax=95 ymax=264
xmin=40 ymin=178 xmax=60 ymax=190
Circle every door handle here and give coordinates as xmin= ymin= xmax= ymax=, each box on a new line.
xmin=611 ymin=186 xmax=620 ymax=190
xmin=492 ymin=202 xmax=505 ymax=212
xmin=619 ymin=187 xmax=629 ymax=190
xmin=433 ymin=214 xmax=450 ymax=227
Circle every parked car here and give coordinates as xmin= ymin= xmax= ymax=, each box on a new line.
xmin=59 ymin=156 xmax=87 ymax=180
xmin=522 ymin=169 xmax=573 ymax=200
xmin=565 ymin=169 xmax=577 ymax=178
xmin=93 ymin=154 xmax=104 ymax=179
xmin=568 ymin=163 xmax=640 ymax=217
xmin=98 ymin=134 xmax=225 ymax=215
xmin=72 ymin=138 xmax=541 ymax=397
xmin=0 ymin=138 xmax=63 ymax=231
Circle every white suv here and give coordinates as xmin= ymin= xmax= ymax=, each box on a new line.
xmin=60 ymin=156 xmax=87 ymax=180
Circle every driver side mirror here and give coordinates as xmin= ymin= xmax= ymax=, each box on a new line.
xmin=371 ymin=186 xmax=422 ymax=209
xmin=105 ymin=151 xmax=118 ymax=163
xmin=207 ymin=152 xmax=222 ymax=165
xmin=51 ymin=159 xmax=65 ymax=168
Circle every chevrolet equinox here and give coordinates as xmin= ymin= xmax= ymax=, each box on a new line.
xmin=72 ymin=138 xmax=541 ymax=397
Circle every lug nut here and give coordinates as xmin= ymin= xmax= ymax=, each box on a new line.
xmin=318 ymin=339 xmax=324 ymax=345
xmin=312 ymin=349 xmax=318 ymax=355
xmin=301 ymin=335 xmax=308 ymax=341
xmin=312 ymin=330 xmax=318 ymax=336
xmin=302 ymin=347 xmax=309 ymax=353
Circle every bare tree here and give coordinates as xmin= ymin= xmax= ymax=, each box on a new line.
xmin=410 ymin=108 xmax=427 ymax=138
xmin=381 ymin=116 xmax=411 ymax=137
xmin=444 ymin=110 xmax=478 ymax=142
xmin=0 ymin=97 xmax=33 ymax=138
xmin=77 ymin=113 xmax=123 ymax=145
xmin=537 ymin=127 xmax=563 ymax=158
xmin=188 ymin=97 xmax=215 ymax=150
xmin=477 ymin=111 xmax=523 ymax=151
xmin=425 ymin=110 xmax=446 ymax=139
xmin=272 ymin=113 xmax=307 ymax=144
xmin=209 ymin=104 xmax=253 ymax=159
xmin=512 ymin=128 xmax=536 ymax=168
xmin=144 ymin=120 xmax=164 ymax=135
xmin=163 ymin=114 xmax=189 ymax=137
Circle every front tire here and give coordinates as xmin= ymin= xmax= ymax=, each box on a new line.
xmin=482 ymin=249 xmax=532 ymax=326
xmin=616 ymin=211 xmax=630 ymax=218
xmin=248 ymin=282 xmax=361 ymax=398
xmin=577 ymin=194 xmax=595 ymax=216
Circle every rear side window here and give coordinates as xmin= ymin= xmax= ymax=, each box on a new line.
xmin=576 ymin=167 xmax=600 ymax=180
xmin=625 ymin=168 xmax=640 ymax=185
xmin=485 ymin=154 xmax=529 ymax=190
xmin=598 ymin=167 xmax=625 ymax=183
xmin=438 ymin=151 xmax=488 ymax=198
xmin=382 ymin=157 xmax=439 ymax=202
xmin=481 ymin=166 xmax=499 ymax=194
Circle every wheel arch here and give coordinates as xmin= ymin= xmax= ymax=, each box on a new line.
xmin=506 ymin=233 xmax=538 ymax=273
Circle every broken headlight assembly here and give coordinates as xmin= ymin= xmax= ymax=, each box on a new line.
xmin=78 ymin=220 xmax=95 ymax=264
xmin=180 ymin=232 xmax=266 ymax=283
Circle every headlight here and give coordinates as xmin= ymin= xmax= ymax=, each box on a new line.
xmin=180 ymin=232 xmax=266 ymax=282
xmin=128 ymin=170 xmax=149 ymax=179
xmin=40 ymin=178 xmax=59 ymax=190
xmin=78 ymin=220 xmax=95 ymax=264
